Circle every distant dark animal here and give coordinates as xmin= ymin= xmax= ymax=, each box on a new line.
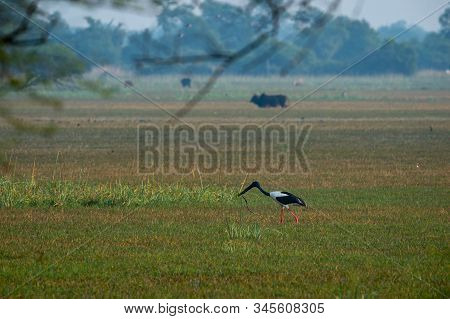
xmin=180 ymin=78 xmax=191 ymax=88
xmin=250 ymin=94 xmax=262 ymax=107
xmin=124 ymin=80 xmax=134 ymax=87
xmin=250 ymin=93 xmax=288 ymax=108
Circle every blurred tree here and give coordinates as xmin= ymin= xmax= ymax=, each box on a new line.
xmin=0 ymin=1 xmax=56 ymax=83
xmin=377 ymin=20 xmax=427 ymax=42
xmin=200 ymin=0 xmax=254 ymax=51
xmin=0 ymin=0 xmax=61 ymax=140
xmin=69 ymin=17 xmax=125 ymax=69
xmin=2 ymin=0 xmax=448 ymax=108
xmin=31 ymin=43 xmax=86 ymax=80
xmin=418 ymin=8 xmax=450 ymax=70
xmin=418 ymin=32 xmax=450 ymax=70
xmin=439 ymin=7 xmax=450 ymax=38
xmin=362 ymin=41 xmax=417 ymax=75
xmin=0 ymin=0 xmax=115 ymax=149
xmin=331 ymin=18 xmax=380 ymax=64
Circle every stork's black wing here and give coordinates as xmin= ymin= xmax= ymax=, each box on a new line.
xmin=280 ymin=192 xmax=307 ymax=207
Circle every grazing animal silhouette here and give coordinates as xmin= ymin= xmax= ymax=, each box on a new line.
xmin=180 ymin=78 xmax=191 ymax=88
xmin=250 ymin=93 xmax=287 ymax=108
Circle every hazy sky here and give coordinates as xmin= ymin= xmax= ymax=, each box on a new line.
xmin=42 ymin=0 xmax=448 ymax=31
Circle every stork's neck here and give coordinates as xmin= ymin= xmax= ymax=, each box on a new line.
xmin=256 ymin=184 xmax=270 ymax=197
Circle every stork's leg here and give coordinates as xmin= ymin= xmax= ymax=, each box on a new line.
xmin=288 ymin=208 xmax=299 ymax=224
xmin=279 ymin=207 xmax=285 ymax=224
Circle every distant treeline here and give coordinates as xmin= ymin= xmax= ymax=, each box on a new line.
xmin=28 ymin=3 xmax=450 ymax=77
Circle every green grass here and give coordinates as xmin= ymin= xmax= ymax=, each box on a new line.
xmin=0 ymin=179 xmax=448 ymax=298
xmin=0 ymin=178 xmax=237 ymax=209
xmin=0 ymin=76 xmax=449 ymax=298
xmin=225 ymin=222 xmax=262 ymax=240
xmin=8 ymin=74 xmax=450 ymax=102
xmin=0 ymin=193 xmax=447 ymax=298
xmin=0 ymin=178 xmax=448 ymax=210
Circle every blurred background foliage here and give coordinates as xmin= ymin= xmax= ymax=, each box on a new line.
xmin=0 ymin=0 xmax=449 ymax=136
xmin=1 ymin=1 xmax=448 ymax=84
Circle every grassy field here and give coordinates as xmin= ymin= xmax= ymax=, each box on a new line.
xmin=0 ymin=75 xmax=449 ymax=298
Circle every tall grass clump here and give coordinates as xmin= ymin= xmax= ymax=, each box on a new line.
xmin=0 ymin=177 xmax=238 ymax=209
xmin=225 ymin=221 xmax=262 ymax=240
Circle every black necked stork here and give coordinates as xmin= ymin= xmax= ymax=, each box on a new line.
xmin=238 ymin=181 xmax=307 ymax=224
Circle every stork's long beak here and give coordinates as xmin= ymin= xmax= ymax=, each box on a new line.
xmin=238 ymin=184 xmax=255 ymax=196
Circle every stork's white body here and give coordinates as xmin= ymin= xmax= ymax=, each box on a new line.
xmin=269 ymin=191 xmax=290 ymax=208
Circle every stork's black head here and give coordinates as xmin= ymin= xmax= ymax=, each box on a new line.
xmin=238 ymin=181 xmax=260 ymax=196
